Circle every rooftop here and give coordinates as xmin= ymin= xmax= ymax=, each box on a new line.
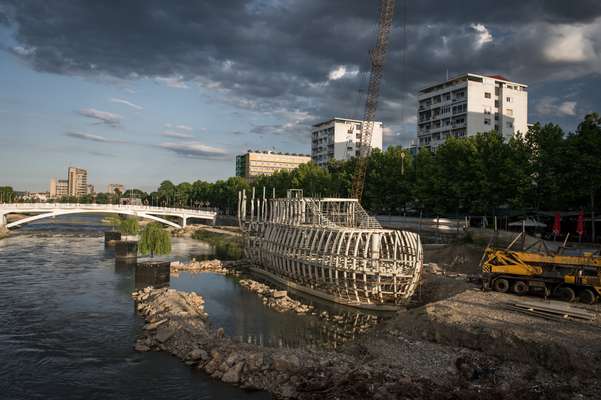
xmin=312 ymin=117 xmax=382 ymax=128
xmin=419 ymin=72 xmax=527 ymax=93
xmin=242 ymin=150 xmax=310 ymax=157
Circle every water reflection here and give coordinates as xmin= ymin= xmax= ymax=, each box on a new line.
xmin=171 ymin=272 xmax=383 ymax=350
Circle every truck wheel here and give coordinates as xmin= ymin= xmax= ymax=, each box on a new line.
xmin=557 ymin=287 xmax=576 ymax=302
xmin=493 ymin=278 xmax=509 ymax=293
xmin=579 ymin=289 xmax=597 ymax=305
xmin=512 ymin=281 xmax=529 ymax=296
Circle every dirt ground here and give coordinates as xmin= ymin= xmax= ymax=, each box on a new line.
xmin=315 ymin=241 xmax=601 ymax=399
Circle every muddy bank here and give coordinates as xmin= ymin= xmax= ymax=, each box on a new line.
xmin=132 ymin=285 xmax=588 ymax=399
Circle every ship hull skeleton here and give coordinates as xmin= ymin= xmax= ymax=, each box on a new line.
xmin=238 ymin=189 xmax=423 ymax=310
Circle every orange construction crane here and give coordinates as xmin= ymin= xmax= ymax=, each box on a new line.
xmin=351 ymin=0 xmax=396 ymax=202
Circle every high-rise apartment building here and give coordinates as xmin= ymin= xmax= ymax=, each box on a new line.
xmin=67 ymin=167 xmax=88 ymax=197
xmin=235 ymin=150 xmax=311 ymax=180
xmin=50 ymin=178 xmax=69 ymax=197
xmin=107 ymin=184 xmax=125 ymax=194
xmin=311 ymin=117 xmax=383 ymax=167
xmin=417 ymin=73 xmax=528 ymax=150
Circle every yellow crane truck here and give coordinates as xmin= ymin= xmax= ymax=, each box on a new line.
xmin=481 ymin=233 xmax=601 ymax=304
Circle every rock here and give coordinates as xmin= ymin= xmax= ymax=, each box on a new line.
xmin=144 ymin=318 xmax=168 ymax=331
xmin=428 ymin=262 xmax=444 ymax=275
xmin=134 ymin=343 xmax=150 ymax=352
xmin=216 ymin=327 xmax=225 ymax=338
xmin=225 ymin=352 xmax=240 ymax=367
xmin=155 ymin=326 xmax=177 ymax=343
xmin=272 ymin=353 xmax=301 ymax=372
xmin=204 ymin=358 xmax=221 ymax=374
xmin=222 ymin=362 xmax=244 ymax=384
xmin=272 ymin=290 xmax=287 ymax=298
xmin=187 ymin=348 xmax=205 ymax=361
xmin=246 ymin=352 xmax=264 ymax=371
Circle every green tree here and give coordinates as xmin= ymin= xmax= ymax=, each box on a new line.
xmin=0 ymin=186 xmax=14 ymax=203
xmin=523 ymin=122 xmax=567 ymax=210
xmin=139 ymin=223 xmax=172 ymax=258
xmin=157 ymin=180 xmax=176 ymax=206
xmin=413 ymin=148 xmax=440 ymax=213
xmin=119 ymin=217 xmax=140 ymax=240
xmin=566 ymin=113 xmax=601 ymax=241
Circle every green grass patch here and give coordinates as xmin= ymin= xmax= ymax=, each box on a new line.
xmin=191 ymin=229 xmax=243 ymax=260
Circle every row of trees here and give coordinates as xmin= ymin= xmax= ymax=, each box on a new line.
xmin=130 ymin=114 xmax=601 ymax=218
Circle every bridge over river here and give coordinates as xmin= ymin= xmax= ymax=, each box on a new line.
xmin=0 ymin=203 xmax=217 ymax=230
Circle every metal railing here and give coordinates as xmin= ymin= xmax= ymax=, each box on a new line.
xmin=0 ymin=203 xmax=216 ymax=217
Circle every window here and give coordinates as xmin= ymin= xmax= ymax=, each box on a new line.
xmin=484 ymin=108 xmax=491 ymax=115
xmin=484 ymin=92 xmax=491 ymax=99
xmin=506 ymin=121 xmax=513 ymax=128
xmin=506 ymin=97 xmax=511 ymax=102
xmin=494 ymin=100 xmax=499 ymax=108
xmin=484 ymin=118 xmax=491 ymax=125
xmin=506 ymin=108 xmax=513 ymax=116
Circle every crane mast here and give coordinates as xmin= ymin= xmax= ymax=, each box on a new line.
xmin=351 ymin=0 xmax=395 ymax=202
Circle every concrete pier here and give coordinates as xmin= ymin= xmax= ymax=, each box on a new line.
xmin=115 ymin=240 xmax=138 ymax=260
xmin=104 ymin=231 xmax=122 ymax=247
xmin=135 ymin=261 xmax=170 ymax=289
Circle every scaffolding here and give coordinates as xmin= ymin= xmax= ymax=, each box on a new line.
xmin=238 ymin=189 xmax=423 ymax=309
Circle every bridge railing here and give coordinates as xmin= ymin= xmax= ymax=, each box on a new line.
xmin=0 ymin=203 xmax=216 ymax=216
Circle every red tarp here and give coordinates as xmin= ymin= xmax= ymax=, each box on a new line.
xmin=576 ymin=209 xmax=585 ymax=237
xmin=552 ymin=212 xmax=561 ymax=236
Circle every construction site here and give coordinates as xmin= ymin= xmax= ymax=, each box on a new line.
xmin=227 ymin=0 xmax=601 ymax=397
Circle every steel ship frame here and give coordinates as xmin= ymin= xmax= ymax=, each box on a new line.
xmin=238 ymin=189 xmax=423 ymax=310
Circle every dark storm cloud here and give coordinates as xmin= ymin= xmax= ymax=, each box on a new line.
xmin=2 ymin=0 xmax=601 ymax=144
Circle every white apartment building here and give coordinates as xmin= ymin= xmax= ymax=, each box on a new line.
xmin=417 ymin=73 xmax=528 ymax=150
xmin=107 ymin=184 xmax=125 ymax=194
xmin=311 ymin=117 xmax=383 ymax=167
xmin=49 ymin=177 xmax=69 ymax=198
xmin=67 ymin=166 xmax=88 ymax=197
xmin=235 ymin=150 xmax=311 ymax=180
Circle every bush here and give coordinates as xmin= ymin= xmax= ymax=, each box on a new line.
xmin=192 ymin=229 xmax=243 ymax=260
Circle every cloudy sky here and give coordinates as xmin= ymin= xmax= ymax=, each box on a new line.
xmin=1 ymin=0 xmax=600 ymax=192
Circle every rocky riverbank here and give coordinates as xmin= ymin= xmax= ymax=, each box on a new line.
xmin=131 ymin=286 xmax=587 ymax=399
xmin=170 ymin=259 xmax=237 ymax=275
xmin=238 ymin=279 xmax=313 ymax=314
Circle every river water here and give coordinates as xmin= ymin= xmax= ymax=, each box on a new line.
xmin=0 ymin=215 xmax=379 ymax=399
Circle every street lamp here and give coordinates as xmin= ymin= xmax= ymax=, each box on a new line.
xmin=400 ymin=151 xmax=406 ymax=176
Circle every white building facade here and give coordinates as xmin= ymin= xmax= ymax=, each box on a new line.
xmin=417 ymin=73 xmax=528 ymax=150
xmin=311 ymin=117 xmax=383 ymax=167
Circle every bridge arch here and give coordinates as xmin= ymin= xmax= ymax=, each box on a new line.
xmin=5 ymin=209 xmax=183 ymax=229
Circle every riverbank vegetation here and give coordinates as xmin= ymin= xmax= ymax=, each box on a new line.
xmin=191 ymin=230 xmax=243 ymax=260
